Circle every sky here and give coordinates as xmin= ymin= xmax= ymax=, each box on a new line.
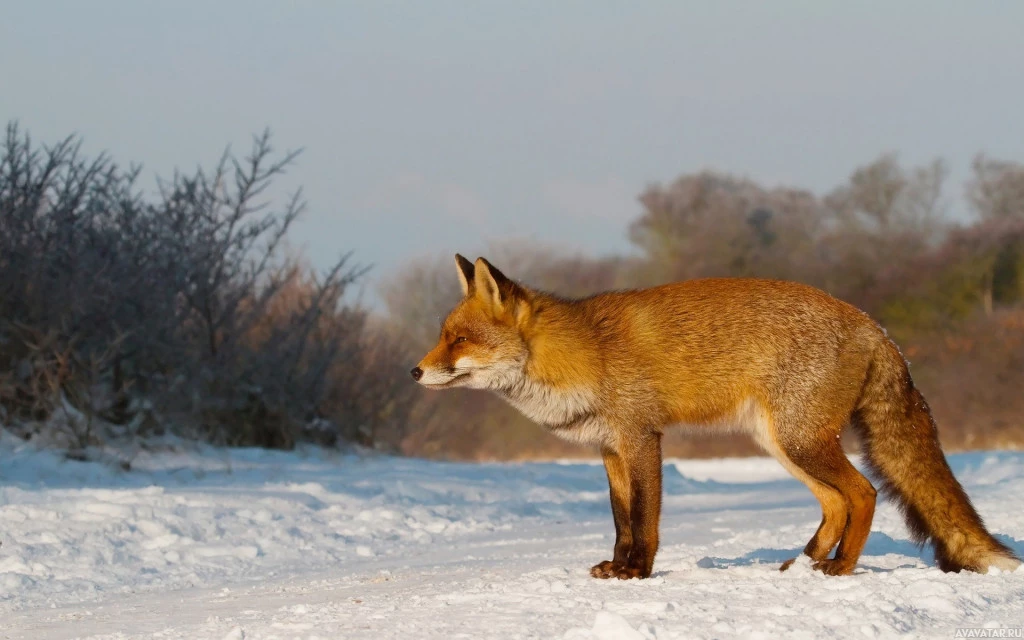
xmin=3 ymin=1 xmax=1023 ymax=304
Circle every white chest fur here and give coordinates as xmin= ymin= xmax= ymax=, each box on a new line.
xmin=498 ymin=379 xmax=609 ymax=445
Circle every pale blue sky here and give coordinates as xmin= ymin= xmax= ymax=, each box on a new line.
xmin=3 ymin=1 xmax=1023 ymax=300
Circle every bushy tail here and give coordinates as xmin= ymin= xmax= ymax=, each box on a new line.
xmin=854 ymin=340 xmax=1020 ymax=573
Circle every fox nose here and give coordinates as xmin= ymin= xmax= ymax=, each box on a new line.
xmin=410 ymin=367 xmax=423 ymax=381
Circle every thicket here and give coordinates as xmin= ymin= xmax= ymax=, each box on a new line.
xmin=0 ymin=123 xmax=415 ymax=455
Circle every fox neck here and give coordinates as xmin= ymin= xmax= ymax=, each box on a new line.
xmin=493 ymin=294 xmax=603 ymax=429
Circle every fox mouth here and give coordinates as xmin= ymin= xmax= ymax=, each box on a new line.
xmin=420 ymin=372 xmax=471 ymax=389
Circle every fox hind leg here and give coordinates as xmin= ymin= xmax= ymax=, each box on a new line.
xmin=765 ymin=405 xmax=876 ymax=575
xmin=786 ymin=439 xmax=876 ymax=575
xmin=803 ymin=483 xmax=849 ymax=560
xmin=780 ymin=480 xmax=848 ymax=571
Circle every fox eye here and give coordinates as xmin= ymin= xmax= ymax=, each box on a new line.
xmin=453 ymin=336 xmax=467 ymax=345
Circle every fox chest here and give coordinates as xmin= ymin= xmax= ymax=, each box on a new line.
xmin=500 ymin=383 xmax=609 ymax=446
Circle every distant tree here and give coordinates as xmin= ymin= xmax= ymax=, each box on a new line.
xmin=969 ymin=155 xmax=1024 ymax=222
xmin=628 ymin=171 xmax=823 ymax=285
xmin=825 ymin=154 xmax=947 ymax=238
xmin=965 ymin=156 xmax=1024 ymax=312
xmin=819 ymin=155 xmax=948 ymax=310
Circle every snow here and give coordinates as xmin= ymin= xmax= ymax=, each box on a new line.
xmin=1 ymin=430 xmax=1023 ymax=639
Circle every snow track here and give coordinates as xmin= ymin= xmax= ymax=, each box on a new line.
xmin=1 ymin=434 xmax=1022 ymax=639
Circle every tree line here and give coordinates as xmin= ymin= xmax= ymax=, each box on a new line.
xmin=383 ymin=155 xmax=1024 ymax=459
xmin=2 ymin=122 xmax=1022 ymax=459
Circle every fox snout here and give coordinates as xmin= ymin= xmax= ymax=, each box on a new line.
xmin=411 ymin=357 xmax=467 ymax=388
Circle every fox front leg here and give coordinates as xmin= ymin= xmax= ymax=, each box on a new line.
xmin=591 ymin=448 xmax=633 ymax=578
xmin=592 ymin=433 xmax=663 ymax=579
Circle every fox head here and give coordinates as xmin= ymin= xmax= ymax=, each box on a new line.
xmin=411 ymin=255 xmax=532 ymax=391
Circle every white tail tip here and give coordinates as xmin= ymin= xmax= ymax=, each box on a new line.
xmin=984 ymin=553 xmax=1022 ymax=574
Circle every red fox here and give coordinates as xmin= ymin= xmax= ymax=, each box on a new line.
xmin=412 ymin=254 xmax=1021 ymax=579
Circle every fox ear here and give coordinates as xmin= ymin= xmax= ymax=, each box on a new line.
xmin=473 ymin=257 xmax=511 ymax=311
xmin=455 ymin=254 xmax=475 ymax=297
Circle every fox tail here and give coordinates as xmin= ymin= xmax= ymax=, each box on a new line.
xmin=854 ymin=340 xmax=1020 ymax=573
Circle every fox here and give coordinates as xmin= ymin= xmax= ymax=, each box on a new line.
xmin=411 ymin=254 xmax=1021 ymax=579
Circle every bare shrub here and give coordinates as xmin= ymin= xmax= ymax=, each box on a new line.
xmin=0 ymin=122 xmax=396 ymax=451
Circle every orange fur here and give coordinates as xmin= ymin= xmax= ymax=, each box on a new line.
xmin=412 ymin=255 xmax=1021 ymax=578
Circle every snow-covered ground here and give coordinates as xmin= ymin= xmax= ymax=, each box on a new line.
xmin=1 ymin=432 xmax=1023 ymax=640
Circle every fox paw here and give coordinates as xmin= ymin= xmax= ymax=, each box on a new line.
xmin=590 ymin=560 xmax=623 ymax=578
xmin=812 ymin=558 xmax=855 ymax=576
xmin=590 ymin=561 xmax=646 ymax=580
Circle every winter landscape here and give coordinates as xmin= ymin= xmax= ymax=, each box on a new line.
xmin=2 ymin=433 xmax=1022 ymax=639
xmin=5 ymin=4 xmax=1024 ymax=640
